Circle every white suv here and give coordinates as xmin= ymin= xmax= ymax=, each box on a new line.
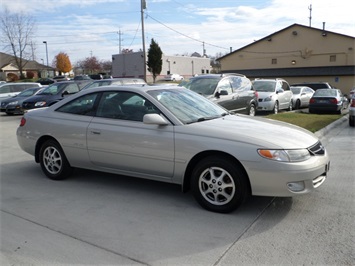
xmin=253 ymin=78 xmax=293 ymax=114
xmin=0 ymin=82 xmax=42 ymax=99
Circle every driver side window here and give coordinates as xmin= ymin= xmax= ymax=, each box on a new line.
xmin=217 ymin=79 xmax=233 ymax=94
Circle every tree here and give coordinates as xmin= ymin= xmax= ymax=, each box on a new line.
xmin=79 ymin=56 xmax=101 ymax=74
xmin=0 ymin=9 xmax=36 ymax=79
xmin=147 ymin=39 xmax=162 ymax=83
xmin=55 ymin=52 xmax=72 ymax=74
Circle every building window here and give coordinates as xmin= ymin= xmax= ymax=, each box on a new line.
xmin=330 ymin=55 xmax=336 ymax=62
xmin=271 ymin=58 xmax=277 ymax=64
xmin=201 ymin=69 xmax=205 ymax=74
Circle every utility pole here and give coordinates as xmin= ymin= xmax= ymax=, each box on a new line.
xmin=118 ymin=29 xmax=123 ymax=54
xmin=141 ymin=0 xmax=147 ymax=82
xmin=308 ymin=4 xmax=312 ymax=27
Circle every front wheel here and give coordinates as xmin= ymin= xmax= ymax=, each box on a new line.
xmin=349 ymin=116 xmax=354 ymax=127
xmin=39 ymin=139 xmax=73 ymax=180
xmin=191 ymin=156 xmax=249 ymax=213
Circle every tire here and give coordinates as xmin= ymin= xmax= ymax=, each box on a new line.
xmin=349 ymin=116 xmax=355 ymax=127
xmin=295 ymin=100 xmax=301 ymax=110
xmin=288 ymin=100 xmax=293 ymax=111
xmin=39 ymin=139 xmax=73 ymax=180
xmin=248 ymin=103 xmax=256 ymax=116
xmin=273 ymin=101 xmax=279 ymax=114
xmin=191 ymin=156 xmax=249 ymax=213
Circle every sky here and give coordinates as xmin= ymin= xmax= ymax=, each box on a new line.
xmin=1 ymin=0 xmax=355 ymax=65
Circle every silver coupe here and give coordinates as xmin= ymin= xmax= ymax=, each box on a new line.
xmin=17 ymin=86 xmax=330 ymax=213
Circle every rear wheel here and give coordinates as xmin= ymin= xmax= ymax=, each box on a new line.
xmin=248 ymin=103 xmax=256 ymax=116
xmin=288 ymin=100 xmax=293 ymax=111
xmin=39 ymin=139 xmax=73 ymax=180
xmin=295 ymin=100 xmax=301 ymax=110
xmin=191 ymin=156 xmax=249 ymax=213
xmin=273 ymin=101 xmax=279 ymax=114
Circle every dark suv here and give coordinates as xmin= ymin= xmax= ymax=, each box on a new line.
xmin=22 ymin=81 xmax=80 ymax=111
xmin=290 ymin=82 xmax=334 ymax=91
xmin=183 ymin=74 xmax=258 ymax=116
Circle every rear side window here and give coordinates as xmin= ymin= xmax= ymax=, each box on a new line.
xmin=0 ymin=85 xmax=11 ymax=93
xmin=230 ymin=76 xmax=252 ymax=91
xmin=281 ymin=81 xmax=290 ymax=91
xmin=56 ymin=93 xmax=99 ymax=116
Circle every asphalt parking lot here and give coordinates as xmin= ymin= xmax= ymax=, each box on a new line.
xmin=0 ymin=113 xmax=354 ymax=265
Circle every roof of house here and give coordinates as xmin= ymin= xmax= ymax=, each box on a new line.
xmin=217 ymin=23 xmax=355 ymax=61
xmin=0 ymin=52 xmax=54 ymax=70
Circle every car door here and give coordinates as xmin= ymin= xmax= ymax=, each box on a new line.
xmin=230 ymin=76 xmax=254 ymax=114
xmin=213 ymin=78 xmax=237 ymax=111
xmin=87 ymin=91 xmax=175 ymax=179
xmin=302 ymin=87 xmax=313 ymax=106
xmin=277 ymin=81 xmax=292 ymax=109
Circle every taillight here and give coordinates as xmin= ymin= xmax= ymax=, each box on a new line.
xmin=351 ymin=99 xmax=355 ymax=107
xmin=19 ymin=117 xmax=26 ymax=127
xmin=330 ymin=98 xmax=338 ymax=104
xmin=310 ymin=98 xmax=315 ymax=104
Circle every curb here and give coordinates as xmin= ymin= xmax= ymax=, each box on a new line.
xmin=314 ymin=114 xmax=348 ymax=138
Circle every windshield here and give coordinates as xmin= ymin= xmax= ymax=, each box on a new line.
xmin=147 ymin=88 xmax=227 ymax=124
xmin=188 ymin=78 xmax=219 ymax=95
xmin=252 ymin=81 xmax=276 ymax=92
xmin=17 ymin=88 xmax=39 ymax=97
xmin=38 ymin=84 xmax=61 ymax=95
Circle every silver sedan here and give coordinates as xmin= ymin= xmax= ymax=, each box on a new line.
xmin=17 ymin=86 xmax=330 ymax=213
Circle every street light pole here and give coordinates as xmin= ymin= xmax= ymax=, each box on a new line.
xmin=43 ymin=41 xmax=48 ymax=66
xmin=141 ymin=0 xmax=147 ymax=82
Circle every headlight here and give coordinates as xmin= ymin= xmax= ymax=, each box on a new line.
xmin=258 ymin=149 xmax=311 ymax=162
xmin=264 ymin=96 xmax=272 ymax=102
xmin=35 ymin=101 xmax=47 ymax=107
xmin=9 ymin=100 xmax=18 ymax=105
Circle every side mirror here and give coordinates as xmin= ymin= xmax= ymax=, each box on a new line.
xmin=143 ymin=113 xmax=169 ymax=125
xmin=219 ymin=90 xmax=228 ymax=96
xmin=62 ymin=90 xmax=69 ymax=97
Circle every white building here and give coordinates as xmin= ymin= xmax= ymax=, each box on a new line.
xmin=111 ymin=52 xmax=211 ymax=83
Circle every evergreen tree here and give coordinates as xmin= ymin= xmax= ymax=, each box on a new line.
xmin=147 ymin=39 xmax=162 ymax=83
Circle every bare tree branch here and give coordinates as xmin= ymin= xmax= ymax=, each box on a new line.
xmin=0 ymin=9 xmax=36 ymax=79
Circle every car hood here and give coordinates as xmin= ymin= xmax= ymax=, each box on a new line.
xmin=256 ymin=91 xmax=275 ymax=98
xmin=23 ymin=94 xmax=55 ymax=102
xmin=178 ymin=114 xmax=318 ymax=149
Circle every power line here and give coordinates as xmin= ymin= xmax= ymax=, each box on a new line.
xmin=146 ymin=14 xmax=229 ymax=51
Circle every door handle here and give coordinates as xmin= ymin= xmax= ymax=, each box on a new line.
xmin=90 ymin=130 xmax=101 ymax=135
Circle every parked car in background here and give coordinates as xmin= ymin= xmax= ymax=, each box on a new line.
xmin=53 ymin=75 xmax=70 ymax=82
xmin=290 ymin=86 xmax=314 ymax=109
xmin=309 ymin=89 xmax=348 ymax=114
xmin=187 ymin=73 xmax=258 ymax=116
xmin=0 ymin=87 xmax=45 ymax=115
xmin=17 ymin=85 xmax=330 ymax=213
xmin=252 ymin=78 xmax=293 ymax=114
xmin=74 ymin=75 xmax=92 ymax=81
xmin=163 ymin=74 xmax=184 ymax=81
xmin=0 ymin=81 xmax=6 ymax=85
xmin=349 ymin=87 xmax=355 ymax=100
xmin=0 ymin=82 xmax=42 ymax=99
xmin=89 ymin=74 xmax=103 ymax=80
xmin=82 ymin=78 xmax=147 ymax=90
xmin=37 ymin=78 xmax=56 ymax=85
xmin=22 ymin=81 xmax=80 ymax=111
xmin=349 ymin=94 xmax=355 ymax=127
xmin=290 ymin=82 xmax=334 ymax=91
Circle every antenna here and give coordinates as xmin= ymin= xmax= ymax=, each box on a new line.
xmin=308 ymin=4 xmax=312 ymax=27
